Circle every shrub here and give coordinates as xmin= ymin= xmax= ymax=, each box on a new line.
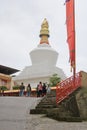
xmin=13 ymin=86 xmax=19 ymax=90
xmin=49 ymin=73 xmax=61 ymax=87
xmin=0 ymin=86 xmax=8 ymax=91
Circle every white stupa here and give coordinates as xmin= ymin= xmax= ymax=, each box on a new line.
xmin=14 ymin=19 xmax=66 ymax=87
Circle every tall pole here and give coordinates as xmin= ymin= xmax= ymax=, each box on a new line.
xmin=66 ymin=0 xmax=76 ymax=83
xmin=73 ymin=0 xmax=76 ymax=86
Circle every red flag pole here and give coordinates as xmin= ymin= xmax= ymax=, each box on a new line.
xmin=66 ymin=0 xmax=76 ymax=87
xmin=73 ymin=0 xmax=76 ymax=86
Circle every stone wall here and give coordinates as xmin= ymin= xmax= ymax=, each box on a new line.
xmin=81 ymin=71 xmax=87 ymax=87
xmin=76 ymin=87 xmax=87 ymax=119
xmin=76 ymin=71 xmax=87 ymax=119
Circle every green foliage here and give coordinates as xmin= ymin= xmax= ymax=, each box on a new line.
xmin=49 ymin=73 xmax=61 ymax=87
xmin=0 ymin=86 xmax=8 ymax=91
xmin=13 ymin=86 xmax=19 ymax=90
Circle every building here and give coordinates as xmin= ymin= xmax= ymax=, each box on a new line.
xmin=0 ymin=65 xmax=19 ymax=90
xmin=13 ymin=19 xmax=66 ymax=88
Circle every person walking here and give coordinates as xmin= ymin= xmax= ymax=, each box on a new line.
xmin=26 ymin=84 xmax=31 ymax=97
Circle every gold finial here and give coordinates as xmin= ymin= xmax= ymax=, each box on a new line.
xmin=40 ymin=18 xmax=49 ymax=37
xmin=39 ymin=18 xmax=50 ymax=44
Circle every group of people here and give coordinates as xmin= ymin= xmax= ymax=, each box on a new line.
xmin=36 ymin=82 xmax=51 ymax=97
xmin=19 ymin=81 xmax=51 ymax=97
xmin=19 ymin=82 xmax=31 ymax=97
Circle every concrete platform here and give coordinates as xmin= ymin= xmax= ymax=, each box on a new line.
xmin=0 ymin=97 xmax=87 ymax=130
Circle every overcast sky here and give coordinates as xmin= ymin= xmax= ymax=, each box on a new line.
xmin=0 ymin=0 xmax=87 ymax=77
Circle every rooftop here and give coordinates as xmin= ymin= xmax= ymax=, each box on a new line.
xmin=0 ymin=65 xmax=19 ymax=75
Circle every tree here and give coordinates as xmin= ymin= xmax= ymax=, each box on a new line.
xmin=49 ymin=73 xmax=61 ymax=87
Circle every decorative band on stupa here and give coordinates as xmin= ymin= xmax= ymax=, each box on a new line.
xmin=39 ymin=18 xmax=50 ymax=44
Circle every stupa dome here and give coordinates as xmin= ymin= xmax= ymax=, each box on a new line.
xmin=13 ymin=19 xmax=66 ymax=87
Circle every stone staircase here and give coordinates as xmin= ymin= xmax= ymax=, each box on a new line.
xmin=30 ymin=91 xmax=77 ymax=115
xmin=30 ymin=71 xmax=87 ymax=121
xmin=30 ymin=72 xmax=81 ymax=115
xmin=30 ymin=89 xmax=82 ymax=122
xmin=30 ymin=93 xmax=57 ymax=114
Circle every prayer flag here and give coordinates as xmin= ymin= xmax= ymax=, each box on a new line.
xmin=66 ymin=0 xmax=75 ymax=72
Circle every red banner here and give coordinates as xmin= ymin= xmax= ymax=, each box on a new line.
xmin=66 ymin=0 xmax=75 ymax=71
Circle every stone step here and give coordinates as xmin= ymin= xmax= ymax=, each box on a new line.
xmin=37 ymin=101 xmax=56 ymax=106
xmin=37 ymin=102 xmax=56 ymax=106
xmin=36 ymin=104 xmax=56 ymax=109
xmin=41 ymin=98 xmax=56 ymax=103
xmin=43 ymin=95 xmax=56 ymax=98
xmin=30 ymin=108 xmax=48 ymax=114
xmin=39 ymin=101 xmax=56 ymax=105
xmin=39 ymin=100 xmax=56 ymax=103
xmin=30 ymin=107 xmax=63 ymax=115
xmin=46 ymin=93 xmax=56 ymax=97
xmin=46 ymin=96 xmax=56 ymax=98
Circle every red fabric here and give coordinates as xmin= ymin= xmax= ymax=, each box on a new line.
xmin=66 ymin=0 xmax=75 ymax=68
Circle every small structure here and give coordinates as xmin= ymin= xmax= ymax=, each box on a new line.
xmin=0 ymin=65 xmax=19 ymax=89
xmin=14 ymin=19 xmax=66 ymax=88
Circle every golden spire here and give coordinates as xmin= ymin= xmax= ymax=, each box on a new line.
xmin=39 ymin=18 xmax=50 ymax=44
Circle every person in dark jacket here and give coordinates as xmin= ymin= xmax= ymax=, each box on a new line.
xmin=42 ymin=83 xmax=47 ymax=96
xmin=19 ymin=82 xmax=25 ymax=96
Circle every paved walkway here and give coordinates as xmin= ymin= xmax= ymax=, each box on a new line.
xmin=0 ymin=97 xmax=87 ymax=130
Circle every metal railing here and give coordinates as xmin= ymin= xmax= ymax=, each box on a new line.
xmin=56 ymin=72 xmax=82 ymax=104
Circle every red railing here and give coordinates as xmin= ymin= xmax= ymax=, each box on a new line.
xmin=56 ymin=72 xmax=82 ymax=104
